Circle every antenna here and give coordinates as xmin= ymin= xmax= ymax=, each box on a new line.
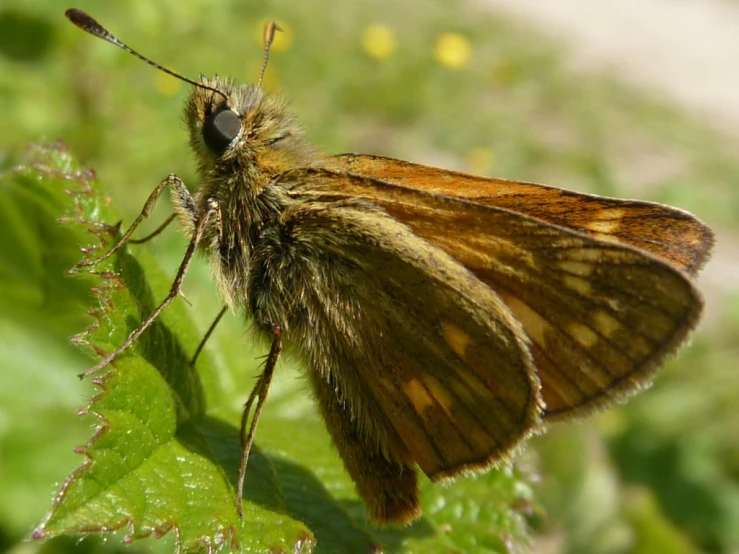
xmin=65 ymin=8 xmax=230 ymax=104
xmin=257 ymin=21 xmax=282 ymax=88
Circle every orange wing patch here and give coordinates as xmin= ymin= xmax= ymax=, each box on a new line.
xmin=324 ymin=154 xmax=714 ymax=276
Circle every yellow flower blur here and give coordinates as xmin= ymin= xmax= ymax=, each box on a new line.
xmin=362 ymin=24 xmax=397 ymax=60
xmin=435 ymin=32 xmax=472 ymax=69
xmin=465 ymin=147 xmax=495 ymax=174
xmin=155 ymin=72 xmax=182 ymax=96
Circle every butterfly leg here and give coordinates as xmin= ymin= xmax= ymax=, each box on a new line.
xmin=73 ymin=173 xmax=190 ymax=270
xmin=78 ymin=197 xmax=217 ymax=379
xmin=236 ymin=323 xmax=282 ymax=517
xmin=189 ymin=305 xmax=228 ymax=367
xmin=129 ymin=213 xmax=177 ymax=244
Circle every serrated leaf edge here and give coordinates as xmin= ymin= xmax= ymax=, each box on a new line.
xmin=26 ymin=142 xmax=240 ymax=554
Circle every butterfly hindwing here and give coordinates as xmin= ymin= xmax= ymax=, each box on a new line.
xmin=253 ymin=186 xmax=542 ymax=483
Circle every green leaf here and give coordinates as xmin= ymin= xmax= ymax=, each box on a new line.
xmin=24 ymin=144 xmax=312 ymax=552
xmin=14 ymin=143 xmax=534 ymax=552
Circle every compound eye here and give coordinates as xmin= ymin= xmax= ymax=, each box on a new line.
xmin=202 ymin=108 xmax=241 ymax=154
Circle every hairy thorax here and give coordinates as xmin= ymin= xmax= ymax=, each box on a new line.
xmin=182 ymin=77 xmax=324 ymax=310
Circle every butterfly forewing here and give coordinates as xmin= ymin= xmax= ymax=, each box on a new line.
xmin=287 ymin=168 xmax=703 ymax=420
xmin=324 ymin=154 xmax=714 ymax=276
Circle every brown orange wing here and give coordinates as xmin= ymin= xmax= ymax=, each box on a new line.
xmin=285 ymin=168 xmax=704 ymax=422
xmin=323 ymin=154 xmax=714 ymax=276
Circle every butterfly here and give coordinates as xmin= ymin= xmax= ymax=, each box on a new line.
xmin=65 ymin=8 xmax=714 ymax=524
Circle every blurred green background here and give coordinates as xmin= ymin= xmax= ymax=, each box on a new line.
xmin=1 ymin=0 xmax=737 ymax=552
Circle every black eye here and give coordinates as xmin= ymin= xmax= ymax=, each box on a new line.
xmin=202 ymin=109 xmax=241 ymax=154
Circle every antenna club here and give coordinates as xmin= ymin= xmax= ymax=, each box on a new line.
xmin=264 ymin=21 xmax=282 ymax=47
xmin=65 ymin=8 xmax=97 ymax=30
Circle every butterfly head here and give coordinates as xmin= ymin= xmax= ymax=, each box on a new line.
xmin=184 ymin=76 xmax=318 ymax=185
xmin=64 ymin=10 xmax=317 ymax=187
